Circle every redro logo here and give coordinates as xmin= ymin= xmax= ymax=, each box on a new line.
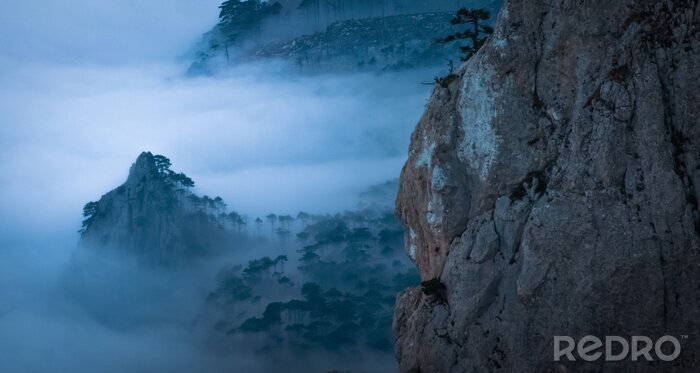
xmin=554 ymin=335 xmax=681 ymax=362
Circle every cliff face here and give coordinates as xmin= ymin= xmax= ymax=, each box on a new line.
xmin=394 ymin=0 xmax=700 ymax=371
xmin=80 ymin=152 xmax=226 ymax=266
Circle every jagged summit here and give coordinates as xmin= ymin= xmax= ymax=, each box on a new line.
xmin=122 ymin=152 xmax=195 ymax=193
xmin=79 ymin=152 xmax=233 ymax=266
xmin=127 ymin=151 xmax=159 ymax=180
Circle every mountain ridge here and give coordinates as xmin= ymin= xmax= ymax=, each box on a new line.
xmin=189 ymin=0 xmax=502 ymax=74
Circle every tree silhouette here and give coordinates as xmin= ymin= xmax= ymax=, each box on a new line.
xmin=301 ymin=282 xmax=323 ymax=303
xmin=201 ymin=195 xmax=213 ymax=214
xmin=266 ymin=213 xmax=278 ymax=238
xmin=277 ymin=276 xmax=293 ymax=288
xmin=83 ymin=201 xmax=99 ymax=217
xmin=274 ymin=255 xmax=288 ymax=273
xmin=297 ymin=231 xmax=311 ymax=241
xmin=180 ymin=174 xmax=194 ymax=190
xmin=167 ymin=171 xmax=195 ymax=192
xmin=80 ymin=201 xmax=99 ymax=232
xmin=244 ymin=256 xmax=276 ymax=280
xmin=237 ymin=215 xmax=248 ymax=233
xmin=214 ymin=196 xmax=226 ymax=214
xmin=297 ymin=211 xmax=311 ymax=228
xmin=255 ymin=217 xmax=263 ymax=237
xmin=228 ymin=211 xmax=241 ymax=231
xmin=276 ymin=227 xmax=291 ymax=243
xmin=278 ymin=214 xmax=294 ymax=231
xmin=153 ymin=155 xmax=172 ymax=174
xmin=298 ymin=245 xmax=320 ymax=264
xmin=189 ymin=195 xmax=203 ymax=212
xmin=209 ymin=273 xmax=252 ymax=302
xmin=438 ymin=8 xmax=493 ymax=61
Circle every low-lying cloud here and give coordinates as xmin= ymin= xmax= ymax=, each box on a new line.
xmin=0 ymin=61 xmax=431 ymax=235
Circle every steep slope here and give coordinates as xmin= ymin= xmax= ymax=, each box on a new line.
xmin=79 ymin=152 xmax=231 ymax=266
xmin=394 ymin=0 xmax=700 ymax=371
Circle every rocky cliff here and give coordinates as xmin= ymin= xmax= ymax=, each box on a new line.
xmin=394 ymin=0 xmax=700 ymax=371
xmin=79 ymin=152 xmax=231 ymax=266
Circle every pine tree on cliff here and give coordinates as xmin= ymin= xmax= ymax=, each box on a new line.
xmin=80 ymin=201 xmax=99 ymax=233
xmin=173 ymin=172 xmax=194 ymax=191
xmin=438 ymin=8 xmax=493 ymax=61
xmin=153 ymin=155 xmax=172 ymax=174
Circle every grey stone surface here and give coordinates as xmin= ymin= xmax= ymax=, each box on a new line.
xmin=394 ymin=0 xmax=700 ymax=371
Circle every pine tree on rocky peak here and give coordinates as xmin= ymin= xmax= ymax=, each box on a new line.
xmin=79 ymin=201 xmax=99 ymax=233
xmin=152 ymin=154 xmax=172 ymax=174
xmin=76 ymin=152 xmax=240 ymax=266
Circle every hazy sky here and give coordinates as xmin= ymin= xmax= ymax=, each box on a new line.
xmin=0 ymin=0 xmax=222 ymax=64
xmin=0 ymin=0 xmax=430 ymax=241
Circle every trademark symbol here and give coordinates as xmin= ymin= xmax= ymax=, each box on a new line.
xmin=681 ymin=335 xmax=689 ymax=339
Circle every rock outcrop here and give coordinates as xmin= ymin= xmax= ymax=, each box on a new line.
xmin=79 ymin=152 xmax=229 ymax=266
xmin=394 ymin=0 xmax=700 ymax=371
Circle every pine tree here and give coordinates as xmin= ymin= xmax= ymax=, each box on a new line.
xmin=266 ymin=213 xmax=278 ymax=238
xmin=255 ymin=217 xmax=263 ymax=237
xmin=438 ymin=8 xmax=493 ymax=61
xmin=153 ymin=155 xmax=172 ymax=174
xmin=80 ymin=201 xmax=99 ymax=233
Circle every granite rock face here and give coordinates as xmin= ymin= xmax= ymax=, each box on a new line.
xmin=394 ymin=0 xmax=700 ymax=371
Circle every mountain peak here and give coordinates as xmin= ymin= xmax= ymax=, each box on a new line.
xmin=133 ymin=151 xmax=155 ymax=168
xmin=126 ymin=151 xmax=164 ymax=183
xmin=78 ymin=152 xmax=224 ymax=266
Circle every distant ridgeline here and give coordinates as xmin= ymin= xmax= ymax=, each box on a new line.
xmin=79 ymin=152 xmax=244 ymax=266
xmin=189 ymin=0 xmax=502 ymax=73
